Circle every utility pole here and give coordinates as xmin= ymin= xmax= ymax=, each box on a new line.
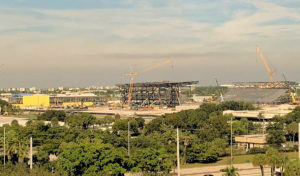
xmin=3 ymin=127 xmax=5 ymax=167
xmin=177 ymin=127 xmax=181 ymax=176
xmin=231 ymin=116 xmax=233 ymax=167
xmin=263 ymin=118 xmax=265 ymax=135
xmin=30 ymin=137 xmax=33 ymax=169
xmin=299 ymin=123 xmax=300 ymax=159
xmin=128 ymin=121 xmax=130 ymax=156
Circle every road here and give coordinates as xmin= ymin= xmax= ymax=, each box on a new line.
xmin=178 ymin=163 xmax=271 ymax=176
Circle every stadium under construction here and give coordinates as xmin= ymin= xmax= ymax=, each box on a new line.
xmin=117 ymin=81 xmax=199 ymax=108
xmin=222 ymin=81 xmax=297 ymax=105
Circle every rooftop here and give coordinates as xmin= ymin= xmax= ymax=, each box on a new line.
xmin=116 ymin=81 xmax=199 ymax=88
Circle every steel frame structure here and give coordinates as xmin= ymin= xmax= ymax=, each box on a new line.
xmin=117 ymin=81 xmax=198 ymax=108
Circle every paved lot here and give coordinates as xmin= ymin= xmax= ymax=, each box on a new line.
xmin=0 ymin=116 xmax=29 ymax=126
xmin=0 ymin=116 xmax=64 ymax=126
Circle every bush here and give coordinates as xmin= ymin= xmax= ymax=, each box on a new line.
xmin=278 ymin=145 xmax=298 ymax=152
xmin=38 ymin=110 xmax=66 ymax=121
xmin=247 ymin=147 xmax=267 ymax=154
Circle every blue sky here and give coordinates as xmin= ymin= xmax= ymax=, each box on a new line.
xmin=0 ymin=0 xmax=300 ymax=87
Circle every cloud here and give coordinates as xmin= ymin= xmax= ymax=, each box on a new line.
xmin=0 ymin=0 xmax=299 ymax=87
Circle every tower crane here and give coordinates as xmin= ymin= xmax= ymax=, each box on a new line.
xmin=215 ymin=78 xmax=224 ymax=102
xmin=124 ymin=59 xmax=172 ymax=109
xmin=256 ymin=46 xmax=275 ymax=82
xmin=282 ymin=73 xmax=298 ymax=105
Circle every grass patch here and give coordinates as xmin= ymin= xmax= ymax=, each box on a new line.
xmin=14 ymin=113 xmax=38 ymax=120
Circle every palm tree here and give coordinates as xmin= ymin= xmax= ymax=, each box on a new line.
xmin=286 ymin=122 xmax=298 ymax=143
xmin=252 ymin=154 xmax=267 ymax=176
xmin=17 ymin=140 xmax=29 ymax=163
xmin=266 ymin=147 xmax=286 ymax=176
xmin=6 ymin=130 xmax=18 ymax=160
xmin=222 ymin=166 xmax=240 ymax=176
xmin=5 ymin=130 xmax=29 ymax=163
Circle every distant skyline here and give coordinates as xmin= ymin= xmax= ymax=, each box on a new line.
xmin=0 ymin=0 xmax=300 ymax=88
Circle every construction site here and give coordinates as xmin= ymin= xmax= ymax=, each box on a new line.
xmin=219 ymin=46 xmax=299 ymax=106
xmin=0 ymin=46 xmax=299 ymax=118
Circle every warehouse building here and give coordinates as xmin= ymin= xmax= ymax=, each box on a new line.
xmin=50 ymin=93 xmax=106 ymax=107
xmin=11 ymin=94 xmax=50 ymax=108
xmin=9 ymin=93 xmax=106 ymax=108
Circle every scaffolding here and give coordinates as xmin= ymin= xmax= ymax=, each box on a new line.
xmin=117 ymin=81 xmax=198 ymax=108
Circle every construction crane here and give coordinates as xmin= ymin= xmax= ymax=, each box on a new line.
xmin=125 ymin=59 xmax=172 ymax=109
xmin=282 ymin=73 xmax=298 ymax=105
xmin=215 ymin=78 xmax=224 ymax=102
xmin=256 ymin=45 xmax=275 ymax=82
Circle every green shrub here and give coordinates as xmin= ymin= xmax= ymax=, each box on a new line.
xmin=247 ymin=147 xmax=267 ymax=154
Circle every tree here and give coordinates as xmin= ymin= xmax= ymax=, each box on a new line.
xmin=284 ymin=159 xmax=300 ymax=176
xmin=252 ymin=154 xmax=267 ymax=176
xmin=135 ymin=117 xmax=145 ymax=129
xmin=232 ymin=120 xmax=247 ymax=135
xmin=286 ymin=122 xmax=298 ymax=142
xmin=219 ymin=101 xmax=256 ymax=111
xmin=198 ymin=103 xmax=221 ymax=115
xmin=65 ymin=113 xmax=96 ymax=129
xmin=5 ymin=128 xmax=29 ymax=163
xmin=131 ymin=148 xmax=173 ymax=174
xmin=145 ymin=118 xmax=164 ymax=135
xmin=58 ymin=142 xmax=130 ymax=176
xmin=222 ymin=166 xmax=240 ymax=176
xmin=51 ymin=117 xmax=59 ymax=127
xmin=186 ymin=138 xmax=226 ymax=163
xmin=265 ymin=148 xmax=286 ymax=176
xmin=112 ymin=118 xmax=140 ymax=135
xmin=97 ymin=116 xmax=115 ymax=127
xmin=0 ymin=99 xmax=17 ymax=115
xmin=38 ymin=110 xmax=66 ymax=121
xmin=115 ymin=113 xmax=121 ymax=120
xmin=285 ymin=106 xmax=300 ymax=124
xmin=266 ymin=122 xmax=286 ymax=148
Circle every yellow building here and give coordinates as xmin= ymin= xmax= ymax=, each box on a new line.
xmin=22 ymin=94 xmax=50 ymax=107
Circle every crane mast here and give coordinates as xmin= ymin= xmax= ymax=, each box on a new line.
xmin=125 ymin=59 xmax=172 ymax=109
xmin=282 ymin=74 xmax=297 ymax=104
xmin=215 ymin=78 xmax=224 ymax=102
xmin=256 ymin=46 xmax=275 ymax=82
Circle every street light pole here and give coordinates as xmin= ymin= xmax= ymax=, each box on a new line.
xmin=231 ymin=116 xmax=233 ymax=167
xmin=177 ymin=127 xmax=181 ymax=176
xmin=30 ymin=137 xmax=33 ymax=169
xmin=3 ymin=127 xmax=5 ymax=167
xmin=128 ymin=121 xmax=130 ymax=156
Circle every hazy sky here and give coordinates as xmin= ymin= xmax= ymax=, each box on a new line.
xmin=0 ymin=0 xmax=300 ymax=88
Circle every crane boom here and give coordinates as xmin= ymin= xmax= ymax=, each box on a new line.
xmin=256 ymin=46 xmax=274 ymax=82
xmin=125 ymin=59 xmax=172 ymax=108
xmin=138 ymin=59 xmax=172 ymax=75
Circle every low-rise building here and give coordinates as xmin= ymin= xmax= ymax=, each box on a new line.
xmin=235 ymin=134 xmax=267 ymax=151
